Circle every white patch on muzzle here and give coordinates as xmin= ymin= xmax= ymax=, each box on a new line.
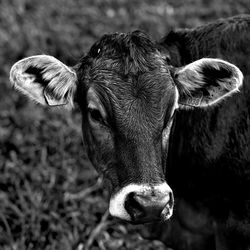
xmin=109 ymin=182 xmax=173 ymax=221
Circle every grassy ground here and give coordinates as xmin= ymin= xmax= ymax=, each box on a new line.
xmin=0 ymin=0 xmax=250 ymax=249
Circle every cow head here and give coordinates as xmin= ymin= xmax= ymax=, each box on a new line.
xmin=10 ymin=31 xmax=243 ymax=224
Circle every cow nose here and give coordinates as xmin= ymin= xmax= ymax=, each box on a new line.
xmin=109 ymin=183 xmax=174 ymax=223
xmin=124 ymin=191 xmax=173 ymax=222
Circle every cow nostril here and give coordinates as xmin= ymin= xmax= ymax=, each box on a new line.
xmin=124 ymin=192 xmax=145 ymax=220
xmin=109 ymin=183 xmax=173 ymax=222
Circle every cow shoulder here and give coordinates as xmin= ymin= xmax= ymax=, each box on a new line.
xmin=159 ymin=14 xmax=250 ymax=71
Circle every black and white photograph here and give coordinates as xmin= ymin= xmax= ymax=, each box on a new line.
xmin=0 ymin=0 xmax=250 ymax=249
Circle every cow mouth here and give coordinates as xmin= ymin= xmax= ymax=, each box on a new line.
xmin=120 ymin=207 xmax=173 ymax=225
xmin=127 ymin=217 xmax=161 ymax=225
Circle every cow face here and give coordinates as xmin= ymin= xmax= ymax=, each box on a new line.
xmin=10 ymin=31 xmax=243 ymax=223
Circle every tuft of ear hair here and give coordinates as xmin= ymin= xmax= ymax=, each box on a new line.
xmin=173 ymin=58 xmax=243 ymax=108
xmin=10 ymin=55 xmax=77 ymax=108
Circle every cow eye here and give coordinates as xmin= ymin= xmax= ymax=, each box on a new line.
xmin=88 ymin=108 xmax=104 ymax=124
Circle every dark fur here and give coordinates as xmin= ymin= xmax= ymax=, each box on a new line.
xmin=75 ymin=16 xmax=250 ymax=249
xmin=149 ymin=14 xmax=250 ymax=250
xmin=72 ymin=15 xmax=250 ymax=249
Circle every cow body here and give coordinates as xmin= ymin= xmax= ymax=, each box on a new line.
xmin=9 ymin=15 xmax=250 ymax=250
xmin=145 ymin=15 xmax=250 ymax=250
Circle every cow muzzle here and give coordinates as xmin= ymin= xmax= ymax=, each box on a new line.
xmin=109 ymin=183 xmax=174 ymax=223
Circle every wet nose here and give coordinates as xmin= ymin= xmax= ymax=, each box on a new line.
xmin=109 ymin=183 xmax=174 ymax=223
xmin=124 ymin=190 xmax=173 ymax=222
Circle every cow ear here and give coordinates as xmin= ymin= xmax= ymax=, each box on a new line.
xmin=173 ymin=58 xmax=243 ymax=108
xmin=9 ymin=55 xmax=77 ymax=107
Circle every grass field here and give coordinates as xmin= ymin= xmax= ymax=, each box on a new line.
xmin=0 ymin=0 xmax=250 ymax=249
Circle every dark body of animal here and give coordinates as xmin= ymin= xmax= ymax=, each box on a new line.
xmin=145 ymin=15 xmax=250 ymax=250
xmin=9 ymin=15 xmax=250 ymax=250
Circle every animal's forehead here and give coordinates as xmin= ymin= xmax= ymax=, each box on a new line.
xmin=111 ymin=79 xmax=176 ymax=132
xmin=79 ymin=31 xmax=177 ymax=136
xmin=80 ymin=30 xmax=167 ymax=77
xmin=91 ymin=71 xmax=176 ymax=138
xmin=88 ymin=31 xmax=157 ymax=60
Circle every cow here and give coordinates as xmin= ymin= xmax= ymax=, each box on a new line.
xmin=9 ymin=14 xmax=250 ymax=250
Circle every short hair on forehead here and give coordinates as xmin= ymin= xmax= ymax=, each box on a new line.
xmin=89 ymin=30 xmax=156 ymax=58
xmin=76 ymin=30 xmax=172 ymax=113
xmin=80 ymin=30 xmax=167 ymax=80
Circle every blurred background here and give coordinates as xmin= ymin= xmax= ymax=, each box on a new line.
xmin=0 ymin=0 xmax=249 ymax=249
